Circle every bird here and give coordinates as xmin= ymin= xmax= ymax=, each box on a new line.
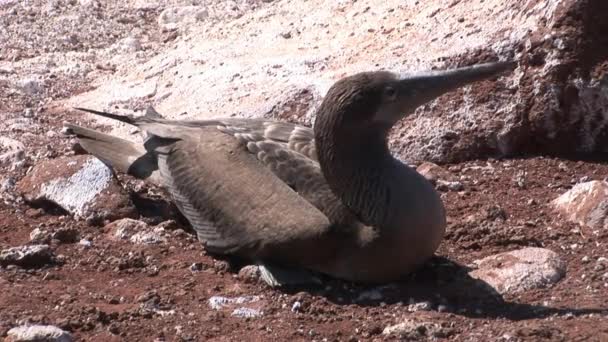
xmin=65 ymin=60 xmax=516 ymax=286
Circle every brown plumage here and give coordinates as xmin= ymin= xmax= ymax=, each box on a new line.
xmin=66 ymin=61 xmax=516 ymax=284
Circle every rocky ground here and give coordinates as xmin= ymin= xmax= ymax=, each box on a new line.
xmin=1 ymin=0 xmax=607 ymax=341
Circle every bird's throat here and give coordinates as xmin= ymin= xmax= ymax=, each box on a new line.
xmin=315 ymin=127 xmax=394 ymax=227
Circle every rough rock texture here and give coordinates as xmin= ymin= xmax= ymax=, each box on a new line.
xmin=382 ymin=319 xmax=451 ymax=339
xmin=105 ymin=218 xmax=167 ymax=244
xmin=64 ymin=0 xmax=607 ymax=163
xmin=0 ymin=137 xmax=26 ymax=170
xmin=469 ymin=247 xmax=567 ymax=294
xmin=16 ymin=155 xmax=135 ymax=220
xmin=552 ymin=180 xmax=608 ymax=234
xmin=0 ymin=244 xmax=54 ymax=268
xmin=6 ymin=324 xmax=73 ymax=342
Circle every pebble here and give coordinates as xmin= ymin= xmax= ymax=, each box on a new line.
xmin=231 ymin=307 xmax=262 ymax=318
xmin=18 ymin=77 xmax=44 ymax=95
xmin=383 ymin=319 xmax=447 ymax=339
xmin=6 ymin=324 xmax=72 ymax=342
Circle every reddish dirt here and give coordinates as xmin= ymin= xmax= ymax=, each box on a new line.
xmin=1 ymin=1 xmax=607 ymax=341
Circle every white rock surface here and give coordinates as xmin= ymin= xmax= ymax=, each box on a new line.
xmin=208 ymin=295 xmax=260 ymax=310
xmin=6 ymin=324 xmax=72 ymax=342
xmin=106 ymin=218 xmax=167 ymax=244
xmin=62 ymin=0 xmax=607 ymax=163
xmin=18 ymin=77 xmax=44 ymax=95
xmin=0 ymin=137 xmax=26 ymax=169
xmin=17 ymin=155 xmax=134 ymax=220
xmin=469 ymin=247 xmax=566 ymax=294
xmin=157 ymin=6 xmax=209 ymax=30
xmin=0 ymin=244 xmax=54 ymax=268
xmin=552 ymin=180 xmax=608 ymax=234
xmin=383 ymin=319 xmax=446 ymax=339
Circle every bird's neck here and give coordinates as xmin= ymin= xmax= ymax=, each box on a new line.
xmin=315 ymin=125 xmax=395 ymax=227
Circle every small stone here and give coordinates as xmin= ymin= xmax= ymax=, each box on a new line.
xmin=121 ymin=37 xmax=142 ymax=53
xmin=552 ymin=181 xmax=608 ymax=233
xmin=30 ymin=228 xmax=50 ymax=243
xmin=6 ymin=324 xmax=72 ymax=342
xmin=208 ymin=295 xmax=260 ymax=310
xmin=18 ymin=77 xmax=44 ymax=95
xmin=52 ymin=227 xmax=79 ymax=243
xmin=416 ymin=162 xmax=453 ymax=185
xmin=106 ymin=218 xmax=166 ymax=244
xmin=190 ymin=262 xmax=204 ymax=272
xmin=407 ymin=300 xmax=433 ymax=312
xmin=280 ymin=31 xmax=292 ymax=39
xmin=231 ymin=307 xmax=262 ymax=318
xmin=79 ymin=239 xmax=92 ymax=248
xmin=291 ymin=301 xmax=302 ymax=312
xmin=238 ymin=265 xmax=261 ymax=283
xmin=436 ymin=180 xmax=464 ymax=192
xmin=0 ymin=244 xmax=54 ymax=268
xmin=469 ymin=247 xmax=566 ymax=294
xmin=383 ymin=319 xmax=446 ymax=339
xmin=158 ymin=6 xmax=209 ymax=30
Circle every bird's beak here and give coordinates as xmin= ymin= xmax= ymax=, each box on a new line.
xmin=395 ymin=60 xmax=516 ymax=115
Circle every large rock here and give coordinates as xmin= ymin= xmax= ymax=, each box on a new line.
xmin=552 ymin=180 xmax=608 ymax=234
xmin=17 ymin=155 xmax=135 ymax=221
xmin=469 ymin=247 xmax=566 ymax=294
xmin=66 ymin=0 xmax=607 ymax=163
xmin=6 ymin=324 xmax=72 ymax=342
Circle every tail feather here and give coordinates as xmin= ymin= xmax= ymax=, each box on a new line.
xmin=73 ymin=107 xmax=138 ymax=125
xmin=65 ymin=124 xmax=162 ymax=184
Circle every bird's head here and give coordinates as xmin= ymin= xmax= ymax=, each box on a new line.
xmin=314 ymin=61 xmax=516 ymax=141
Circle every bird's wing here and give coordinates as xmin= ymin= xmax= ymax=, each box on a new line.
xmin=149 ymin=125 xmax=336 ymax=263
xmin=165 ymin=118 xmax=318 ymax=162
xmin=73 ymin=108 xmax=317 ymax=162
xmin=72 ymin=108 xmax=357 ymax=224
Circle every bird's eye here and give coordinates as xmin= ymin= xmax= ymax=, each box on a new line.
xmin=384 ymin=86 xmax=397 ymax=100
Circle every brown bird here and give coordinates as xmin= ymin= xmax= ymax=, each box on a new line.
xmin=65 ymin=61 xmax=515 ymax=286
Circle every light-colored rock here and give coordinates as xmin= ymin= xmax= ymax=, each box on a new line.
xmin=0 ymin=244 xmax=54 ymax=268
xmin=208 ymin=295 xmax=264 ymax=318
xmin=18 ymin=77 xmax=43 ymax=95
xmin=158 ymin=6 xmax=209 ymax=30
xmin=552 ymin=180 xmax=608 ymax=234
xmin=17 ymin=155 xmax=135 ymax=220
xmin=120 ymin=37 xmax=142 ymax=53
xmin=436 ymin=180 xmax=464 ymax=192
xmin=383 ymin=319 xmax=448 ymax=339
xmin=30 ymin=227 xmax=79 ymax=244
xmin=6 ymin=324 xmax=72 ymax=342
xmin=238 ymin=265 xmax=262 ymax=283
xmin=231 ymin=307 xmax=262 ymax=318
xmin=0 ymin=137 xmax=26 ymax=169
xmin=416 ymin=161 xmax=454 ymax=184
xmin=469 ymin=247 xmax=566 ymax=294
xmin=67 ymin=0 xmax=607 ymax=163
xmin=106 ymin=218 xmax=166 ymax=244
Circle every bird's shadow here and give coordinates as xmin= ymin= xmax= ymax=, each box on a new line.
xmin=277 ymin=256 xmax=607 ymax=321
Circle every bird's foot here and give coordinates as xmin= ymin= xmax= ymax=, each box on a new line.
xmin=258 ymin=264 xmax=322 ymax=288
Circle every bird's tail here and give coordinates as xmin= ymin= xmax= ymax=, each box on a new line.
xmin=64 ymin=124 xmax=162 ymax=184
